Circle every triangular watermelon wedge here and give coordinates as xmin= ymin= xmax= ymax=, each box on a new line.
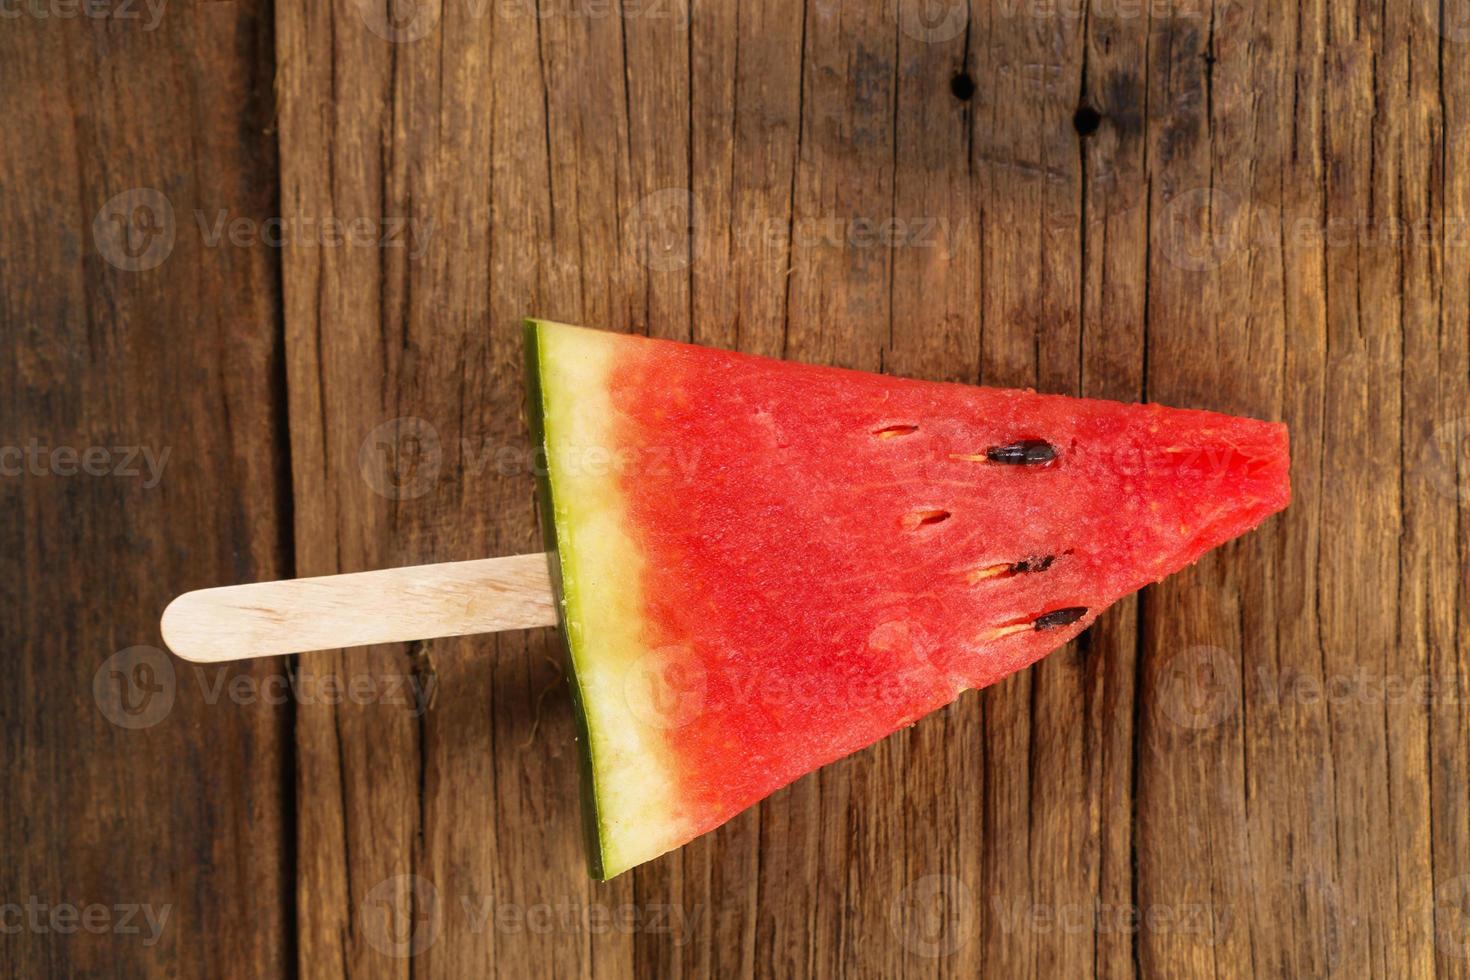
xmin=524 ymin=319 xmax=1290 ymax=879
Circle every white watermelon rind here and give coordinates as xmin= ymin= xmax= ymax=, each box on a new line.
xmin=524 ymin=318 xmax=690 ymax=880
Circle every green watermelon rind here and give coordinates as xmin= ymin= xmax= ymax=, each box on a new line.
xmin=523 ymin=317 xmax=609 ymax=880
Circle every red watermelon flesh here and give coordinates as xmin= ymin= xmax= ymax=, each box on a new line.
xmin=525 ymin=319 xmax=1290 ymax=878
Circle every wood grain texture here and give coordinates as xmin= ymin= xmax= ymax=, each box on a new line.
xmin=7 ymin=0 xmax=1470 ymax=976
xmin=0 ymin=1 xmax=292 ymax=978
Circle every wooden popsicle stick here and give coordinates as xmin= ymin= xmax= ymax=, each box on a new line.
xmin=161 ymin=553 xmax=558 ymax=663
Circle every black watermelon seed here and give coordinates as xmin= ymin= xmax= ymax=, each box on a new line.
xmin=1033 ymin=607 xmax=1088 ymax=631
xmin=986 ymin=440 xmax=1058 ymax=465
xmin=1011 ymin=554 xmax=1057 ymax=574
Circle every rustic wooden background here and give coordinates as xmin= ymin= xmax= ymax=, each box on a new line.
xmin=5 ymin=0 xmax=1470 ymax=975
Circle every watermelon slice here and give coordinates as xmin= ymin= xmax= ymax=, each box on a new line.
xmin=524 ymin=318 xmax=1290 ymax=879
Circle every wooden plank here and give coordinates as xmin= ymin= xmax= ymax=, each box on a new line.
xmin=274 ymin=1 xmax=596 ymax=978
xmin=888 ymin=7 xmax=987 ymax=979
xmin=273 ymin=0 xmax=654 ymax=975
xmin=1131 ymin=1 xmax=1465 ymax=976
xmin=0 ymin=4 xmax=291 ymax=978
xmin=1427 ymin=6 xmax=1470 ymax=980
xmin=1391 ymin=0 xmax=1454 ymax=969
xmin=266 ymin=0 xmax=1470 ymax=977
xmin=765 ymin=4 xmax=906 ymax=977
xmin=1135 ymin=5 xmax=1296 ymax=975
